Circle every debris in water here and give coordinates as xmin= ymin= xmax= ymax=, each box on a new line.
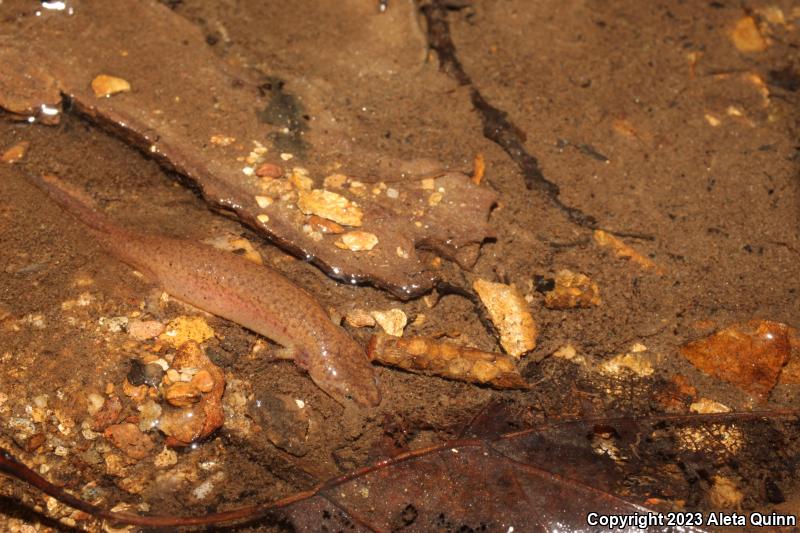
xmin=690 ymin=398 xmax=731 ymax=414
xmin=367 ymin=333 xmax=528 ymax=389
xmin=471 ymin=153 xmax=485 ymax=185
xmin=204 ymin=234 xmax=263 ymax=265
xmin=598 ymin=349 xmax=654 ymax=378
xmin=708 ymin=475 xmax=744 ymax=508
xmin=126 ymin=319 xmax=165 ymax=340
xmin=256 ymin=162 xmax=283 ymax=178
xmin=593 ymin=230 xmax=663 ymax=274
xmin=209 ymin=134 xmax=235 ymax=146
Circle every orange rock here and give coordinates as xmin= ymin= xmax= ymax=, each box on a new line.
xmin=544 ymin=270 xmax=601 ymax=309
xmin=158 ymin=342 xmax=225 ymax=446
xmin=164 ymin=382 xmax=202 ymax=407
xmin=730 ymin=16 xmax=768 ymax=53
xmin=680 ymin=320 xmax=790 ymax=399
xmin=191 ymin=369 xmax=215 ymax=393
xmin=655 ymin=374 xmax=697 ymax=412
xmin=89 ymin=394 xmax=123 ymax=431
xmin=2 ymin=140 xmax=29 ymax=163
xmin=778 ymin=327 xmax=800 ymax=385
xmin=104 ymin=422 xmax=155 ymax=459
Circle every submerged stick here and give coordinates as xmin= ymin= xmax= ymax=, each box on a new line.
xmin=368 ymin=333 xmax=530 ymax=389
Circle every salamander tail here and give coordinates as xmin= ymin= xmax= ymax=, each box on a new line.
xmin=27 ymin=174 xmax=117 ymax=234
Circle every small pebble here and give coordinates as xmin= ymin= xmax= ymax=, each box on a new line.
xmin=127 ymin=320 xmax=165 ymax=340
xmin=153 ymin=447 xmax=178 ymax=468
xmin=371 ymin=309 xmax=407 ymax=337
xmin=2 ymin=141 xmax=30 ymax=163
xmin=192 ymin=369 xmax=215 ymax=393
xmin=335 ymin=231 xmax=379 ymax=252
xmin=256 ymin=163 xmax=283 ymax=178
xmin=91 ymin=74 xmax=131 ymax=98
xmin=164 ymin=382 xmax=202 ymax=407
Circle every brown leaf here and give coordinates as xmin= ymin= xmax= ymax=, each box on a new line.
xmin=681 ymin=320 xmax=791 ymax=399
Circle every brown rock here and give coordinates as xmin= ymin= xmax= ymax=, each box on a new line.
xmin=122 ymin=378 xmax=148 ymax=403
xmin=104 ymin=422 xmax=155 ymax=459
xmin=25 ymin=433 xmax=46 ymax=452
xmin=255 ymin=162 xmax=283 ymax=178
xmin=680 ymin=320 xmax=791 ymax=400
xmin=778 ymin=327 xmax=800 ymax=385
xmin=191 ymin=369 xmax=215 ymax=393
xmin=127 ymin=319 xmax=165 ymax=340
xmin=544 ymin=270 xmax=601 ymax=309
xmin=0 ymin=2 xmax=497 ymax=298
xmin=89 ymin=394 xmax=123 ymax=431
xmin=249 ymin=393 xmax=310 ymax=456
xmin=164 ymin=382 xmax=201 ymax=407
xmin=158 ymin=342 xmax=225 ymax=446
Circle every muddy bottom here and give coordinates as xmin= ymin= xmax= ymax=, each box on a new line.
xmin=1 ymin=1 xmax=799 ymax=532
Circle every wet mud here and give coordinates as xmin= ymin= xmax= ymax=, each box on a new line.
xmin=1 ymin=0 xmax=799 ymax=531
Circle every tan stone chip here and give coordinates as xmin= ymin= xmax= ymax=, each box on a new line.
xmin=473 ymin=279 xmax=537 ymax=358
xmin=297 ymin=189 xmax=363 ymax=227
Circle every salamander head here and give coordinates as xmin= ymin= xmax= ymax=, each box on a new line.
xmin=303 ymin=338 xmax=381 ymax=408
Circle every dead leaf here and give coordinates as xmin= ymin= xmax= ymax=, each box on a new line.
xmin=681 ymin=320 xmax=790 ymax=399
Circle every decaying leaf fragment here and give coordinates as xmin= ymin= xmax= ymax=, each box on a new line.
xmin=473 ymin=279 xmax=537 ymax=358
xmin=367 ymin=333 xmax=528 ymax=389
xmin=544 ymin=270 xmax=601 ymax=309
xmin=593 ymin=230 xmax=664 ymax=274
xmin=681 ymin=320 xmax=791 ymax=399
